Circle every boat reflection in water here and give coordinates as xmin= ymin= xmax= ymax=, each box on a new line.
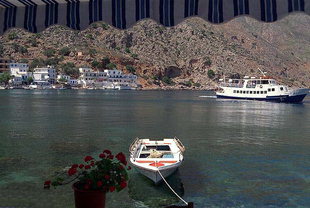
xmin=128 ymin=170 xmax=185 ymax=207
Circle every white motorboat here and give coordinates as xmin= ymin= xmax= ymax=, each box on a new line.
xmin=129 ymin=137 xmax=185 ymax=184
xmin=216 ymin=74 xmax=308 ymax=103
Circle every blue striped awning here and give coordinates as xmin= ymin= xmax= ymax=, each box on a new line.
xmin=0 ymin=0 xmax=309 ymax=34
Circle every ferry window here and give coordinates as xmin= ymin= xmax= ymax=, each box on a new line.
xmin=237 ymin=90 xmax=239 ymax=93
xmin=262 ymin=80 xmax=269 ymax=84
xmin=257 ymin=80 xmax=261 ymax=84
xmin=264 ymin=91 xmax=267 ymax=94
xmin=250 ymin=91 xmax=252 ymax=94
xmin=268 ymin=88 xmax=271 ymax=92
xmin=280 ymin=87 xmax=283 ymax=91
xmin=272 ymin=88 xmax=275 ymax=91
xmin=247 ymin=91 xmax=249 ymax=94
xmin=233 ymin=90 xmax=236 ymax=93
xmin=261 ymin=91 xmax=264 ymax=94
xmin=253 ymin=91 xmax=256 ymax=94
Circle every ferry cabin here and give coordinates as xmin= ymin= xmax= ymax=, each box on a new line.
xmin=218 ymin=78 xmax=289 ymax=99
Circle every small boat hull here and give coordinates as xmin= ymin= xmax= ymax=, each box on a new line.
xmin=133 ymin=163 xmax=180 ymax=184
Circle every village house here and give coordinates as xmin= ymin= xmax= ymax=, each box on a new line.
xmin=57 ymin=74 xmax=71 ymax=82
xmin=9 ymin=63 xmax=32 ymax=85
xmin=33 ymin=66 xmax=57 ymax=84
xmin=78 ymin=68 xmax=137 ymax=89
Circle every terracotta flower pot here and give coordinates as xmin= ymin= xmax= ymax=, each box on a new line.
xmin=72 ymin=183 xmax=106 ymax=208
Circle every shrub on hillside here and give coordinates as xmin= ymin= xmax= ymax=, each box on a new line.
xmin=126 ymin=65 xmax=136 ymax=74
xmin=207 ymin=69 xmax=215 ymax=79
xmin=102 ymin=57 xmax=110 ymax=68
xmin=59 ymin=47 xmax=71 ymax=56
xmin=162 ymin=76 xmax=173 ymax=85
xmin=62 ymin=62 xmax=79 ymax=78
xmin=106 ymin=63 xmax=117 ymax=70
xmin=8 ymin=32 xmax=18 ymax=40
xmin=30 ymin=58 xmax=45 ymax=69
xmin=205 ymin=57 xmax=212 ymax=67
xmin=43 ymin=49 xmax=55 ymax=57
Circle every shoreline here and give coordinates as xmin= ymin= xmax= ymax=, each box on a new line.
xmin=0 ymin=88 xmax=217 ymax=92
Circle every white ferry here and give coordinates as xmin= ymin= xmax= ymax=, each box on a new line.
xmin=216 ymin=75 xmax=308 ymax=103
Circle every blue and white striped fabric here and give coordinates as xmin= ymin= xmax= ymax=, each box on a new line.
xmin=0 ymin=0 xmax=309 ymax=34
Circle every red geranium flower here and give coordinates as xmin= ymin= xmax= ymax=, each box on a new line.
xmin=120 ymin=181 xmax=127 ymax=189
xmin=84 ymin=156 xmax=93 ymax=162
xmin=85 ymin=165 xmax=91 ymax=169
xmin=107 ymin=155 xmax=114 ymax=159
xmin=103 ymin=150 xmax=112 ymax=155
xmin=79 ymin=164 xmax=84 ymax=169
xmin=90 ymin=161 xmax=95 ymax=166
xmin=44 ymin=180 xmax=51 ymax=189
xmin=109 ymin=186 xmax=115 ymax=192
xmin=44 ymin=180 xmax=51 ymax=185
xmin=97 ymin=181 xmax=103 ymax=187
xmin=99 ymin=153 xmax=106 ymax=158
xmin=71 ymin=164 xmax=78 ymax=169
xmin=67 ymin=168 xmax=77 ymax=176
xmin=104 ymin=175 xmax=110 ymax=180
xmin=116 ymin=152 xmax=127 ymax=165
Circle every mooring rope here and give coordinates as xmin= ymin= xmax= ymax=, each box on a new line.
xmin=157 ymin=169 xmax=188 ymax=205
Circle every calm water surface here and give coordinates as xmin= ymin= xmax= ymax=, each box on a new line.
xmin=0 ymin=90 xmax=309 ymax=208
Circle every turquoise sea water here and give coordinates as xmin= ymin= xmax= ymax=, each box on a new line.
xmin=0 ymin=90 xmax=309 ymax=208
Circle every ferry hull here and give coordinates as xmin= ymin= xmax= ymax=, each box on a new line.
xmin=216 ymin=94 xmax=307 ymax=103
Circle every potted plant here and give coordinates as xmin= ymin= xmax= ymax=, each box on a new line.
xmin=44 ymin=150 xmax=131 ymax=208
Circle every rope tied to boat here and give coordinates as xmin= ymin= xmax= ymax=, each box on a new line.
xmin=157 ymin=169 xmax=188 ymax=206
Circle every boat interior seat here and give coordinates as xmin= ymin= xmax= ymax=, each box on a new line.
xmin=139 ymin=150 xmax=173 ymax=158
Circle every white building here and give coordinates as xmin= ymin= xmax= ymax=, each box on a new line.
xmin=9 ymin=63 xmax=32 ymax=85
xmin=33 ymin=66 xmax=57 ymax=84
xmin=79 ymin=67 xmax=108 ymax=87
xmin=78 ymin=68 xmax=137 ymax=89
xmin=57 ymin=74 xmax=71 ymax=82
xmin=104 ymin=69 xmax=137 ymax=84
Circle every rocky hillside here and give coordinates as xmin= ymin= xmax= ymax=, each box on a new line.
xmin=0 ymin=14 xmax=309 ymax=89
